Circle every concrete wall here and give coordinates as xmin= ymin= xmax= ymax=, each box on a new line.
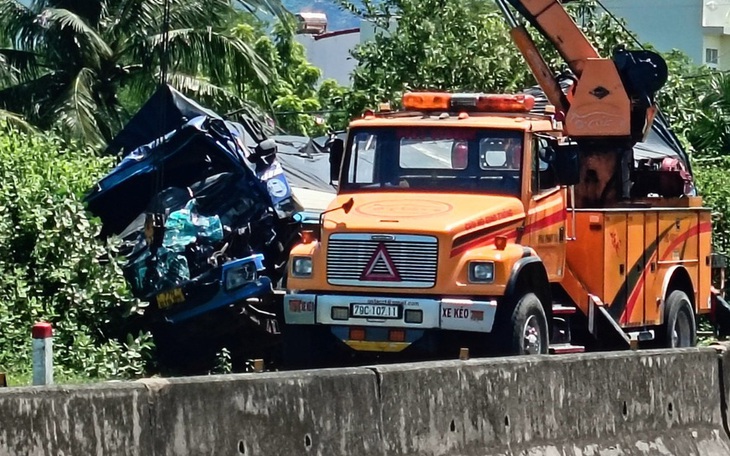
xmin=0 ymin=382 xmax=151 ymax=456
xmin=2 ymin=347 xmax=730 ymax=455
xmin=375 ymin=349 xmax=730 ymax=455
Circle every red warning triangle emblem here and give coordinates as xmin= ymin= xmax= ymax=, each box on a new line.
xmin=360 ymin=243 xmax=401 ymax=281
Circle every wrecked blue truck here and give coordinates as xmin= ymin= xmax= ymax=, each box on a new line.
xmin=85 ymin=86 xmax=335 ymax=371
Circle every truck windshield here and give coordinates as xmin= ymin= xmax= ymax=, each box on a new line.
xmin=340 ymin=127 xmax=523 ymax=195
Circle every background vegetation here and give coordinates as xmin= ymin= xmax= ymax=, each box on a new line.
xmin=0 ymin=0 xmax=728 ymax=381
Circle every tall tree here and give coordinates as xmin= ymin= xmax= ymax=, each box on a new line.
xmin=688 ymin=72 xmax=730 ymax=158
xmin=0 ymin=0 xmax=290 ymax=148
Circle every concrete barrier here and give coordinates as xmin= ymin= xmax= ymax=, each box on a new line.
xmin=374 ymin=349 xmax=730 ymax=455
xmin=715 ymin=342 xmax=730 ymax=441
xmin=0 ymin=382 xmax=151 ymax=456
xmin=148 ymin=368 xmax=383 ymax=456
xmin=1 ymin=349 xmax=730 ymax=455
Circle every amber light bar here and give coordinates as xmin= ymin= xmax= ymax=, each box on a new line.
xmin=402 ymin=92 xmax=535 ymax=113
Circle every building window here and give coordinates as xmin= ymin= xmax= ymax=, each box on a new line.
xmin=706 ymin=48 xmax=719 ymax=65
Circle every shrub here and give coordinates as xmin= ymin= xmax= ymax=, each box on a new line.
xmin=0 ymin=130 xmax=153 ymax=381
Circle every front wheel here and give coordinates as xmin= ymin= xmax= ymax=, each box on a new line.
xmin=659 ymin=290 xmax=697 ymax=348
xmin=498 ymin=293 xmax=549 ymax=355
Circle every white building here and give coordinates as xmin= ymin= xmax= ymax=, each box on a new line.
xmin=601 ymin=0 xmax=730 ymax=70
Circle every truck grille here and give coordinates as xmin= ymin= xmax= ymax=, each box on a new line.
xmin=327 ymin=233 xmax=438 ymax=288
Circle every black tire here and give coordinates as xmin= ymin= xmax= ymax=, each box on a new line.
xmin=499 ymin=292 xmax=549 ymax=355
xmin=659 ymin=290 xmax=697 ymax=348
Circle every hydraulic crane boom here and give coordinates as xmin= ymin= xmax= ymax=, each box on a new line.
xmin=497 ymin=0 xmax=668 ymax=143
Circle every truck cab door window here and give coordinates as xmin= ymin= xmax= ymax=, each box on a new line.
xmin=347 ymin=132 xmax=378 ymax=185
xmin=533 ymin=137 xmax=558 ymax=193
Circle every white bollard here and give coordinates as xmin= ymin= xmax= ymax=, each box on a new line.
xmin=32 ymin=322 xmax=53 ymax=386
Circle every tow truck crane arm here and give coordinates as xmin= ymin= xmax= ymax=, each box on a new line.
xmin=497 ymin=0 xmax=668 ymax=143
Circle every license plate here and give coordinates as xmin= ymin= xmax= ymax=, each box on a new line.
xmin=351 ymin=304 xmax=400 ymax=319
xmin=157 ymin=288 xmax=185 ymax=309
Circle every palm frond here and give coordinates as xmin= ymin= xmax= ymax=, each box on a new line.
xmin=0 ymin=107 xmax=37 ymax=133
xmin=164 ymin=71 xmax=239 ymax=100
xmin=110 ymin=0 xmax=165 ymax=46
xmin=52 ymin=66 xmax=106 ymax=147
xmin=42 ymin=8 xmax=113 ymax=60
xmin=0 ymin=72 xmax=67 ymax=120
xmin=146 ymin=28 xmax=270 ymax=86
xmin=0 ymin=48 xmax=45 ymax=84
xmin=0 ymin=0 xmax=41 ymax=50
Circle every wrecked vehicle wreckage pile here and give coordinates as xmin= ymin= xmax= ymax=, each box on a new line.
xmin=85 ymin=86 xmax=336 ymax=372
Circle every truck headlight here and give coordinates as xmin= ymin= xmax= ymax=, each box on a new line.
xmin=225 ymin=261 xmax=258 ymax=291
xmin=292 ymin=256 xmax=313 ymax=277
xmin=468 ymin=261 xmax=494 ymax=283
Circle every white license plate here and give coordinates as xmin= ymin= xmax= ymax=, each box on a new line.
xmin=351 ymin=304 xmax=400 ymax=319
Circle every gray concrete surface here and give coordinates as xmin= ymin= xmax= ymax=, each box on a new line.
xmin=1 ymin=349 xmax=729 ymax=455
xmin=374 ymin=348 xmax=730 ymax=455
xmin=148 ymin=368 xmax=384 ymax=456
xmin=0 ymin=382 xmax=151 ymax=456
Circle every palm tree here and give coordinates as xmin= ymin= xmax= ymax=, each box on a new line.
xmin=689 ymin=72 xmax=730 ymax=158
xmin=0 ymin=0 xmax=290 ymax=148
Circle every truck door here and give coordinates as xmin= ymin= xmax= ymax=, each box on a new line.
xmin=624 ymin=211 xmax=646 ymax=326
xmin=526 ymin=137 xmax=566 ymax=281
xmin=643 ymin=211 xmax=659 ymax=326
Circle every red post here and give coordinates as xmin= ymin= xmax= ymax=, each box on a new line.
xmin=32 ymin=322 xmax=53 ymax=386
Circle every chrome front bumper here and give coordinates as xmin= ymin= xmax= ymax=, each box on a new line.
xmin=284 ymin=293 xmax=497 ymax=333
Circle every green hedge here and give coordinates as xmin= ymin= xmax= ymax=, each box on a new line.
xmin=694 ymin=159 xmax=730 ymax=258
xmin=0 ymin=131 xmax=153 ymax=382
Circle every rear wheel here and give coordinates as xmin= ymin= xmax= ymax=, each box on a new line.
xmin=498 ymin=292 xmax=549 ymax=355
xmin=659 ymin=290 xmax=696 ymax=348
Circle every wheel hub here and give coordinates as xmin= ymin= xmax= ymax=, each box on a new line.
xmin=522 ymin=315 xmax=542 ymax=355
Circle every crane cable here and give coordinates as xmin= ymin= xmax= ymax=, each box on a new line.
xmin=155 ymin=0 xmax=172 ymax=199
xmin=147 ymin=0 xmax=173 ymax=252
xmin=593 ymin=0 xmax=644 ymax=50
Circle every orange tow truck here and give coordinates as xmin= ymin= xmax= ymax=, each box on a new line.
xmin=282 ymin=0 xmax=730 ymax=366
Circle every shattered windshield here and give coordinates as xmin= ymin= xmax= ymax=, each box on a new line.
xmin=341 ymin=127 xmax=523 ymax=195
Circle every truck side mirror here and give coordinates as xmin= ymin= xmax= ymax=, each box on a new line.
xmin=553 ymin=144 xmax=580 ymax=186
xmin=329 ymin=138 xmax=344 ymax=184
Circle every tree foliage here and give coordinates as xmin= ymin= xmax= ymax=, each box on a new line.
xmin=688 ymin=72 xmax=730 ymax=157
xmin=348 ymin=0 xmax=532 ymax=104
xmin=232 ymin=18 xmax=330 ymax=136
xmin=0 ymin=130 xmax=152 ymax=380
xmin=0 ymin=0 xmax=289 ymax=149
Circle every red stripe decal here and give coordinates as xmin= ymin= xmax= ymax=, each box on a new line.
xmin=450 ymin=208 xmax=566 ymax=257
xmin=621 ymin=221 xmax=711 ymax=324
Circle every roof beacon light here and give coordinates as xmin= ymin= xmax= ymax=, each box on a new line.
xmin=402 ymin=92 xmax=452 ymax=111
xmin=402 ymin=92 xmax=535 ymax=113
xmin=451 ymin=93 xmax=535 ymax=113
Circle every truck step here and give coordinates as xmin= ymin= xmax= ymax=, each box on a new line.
xmin=552 ymin=304 xmax=578 ymax=316
xmin=549 ymin=343 xmax=585 ymax=355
